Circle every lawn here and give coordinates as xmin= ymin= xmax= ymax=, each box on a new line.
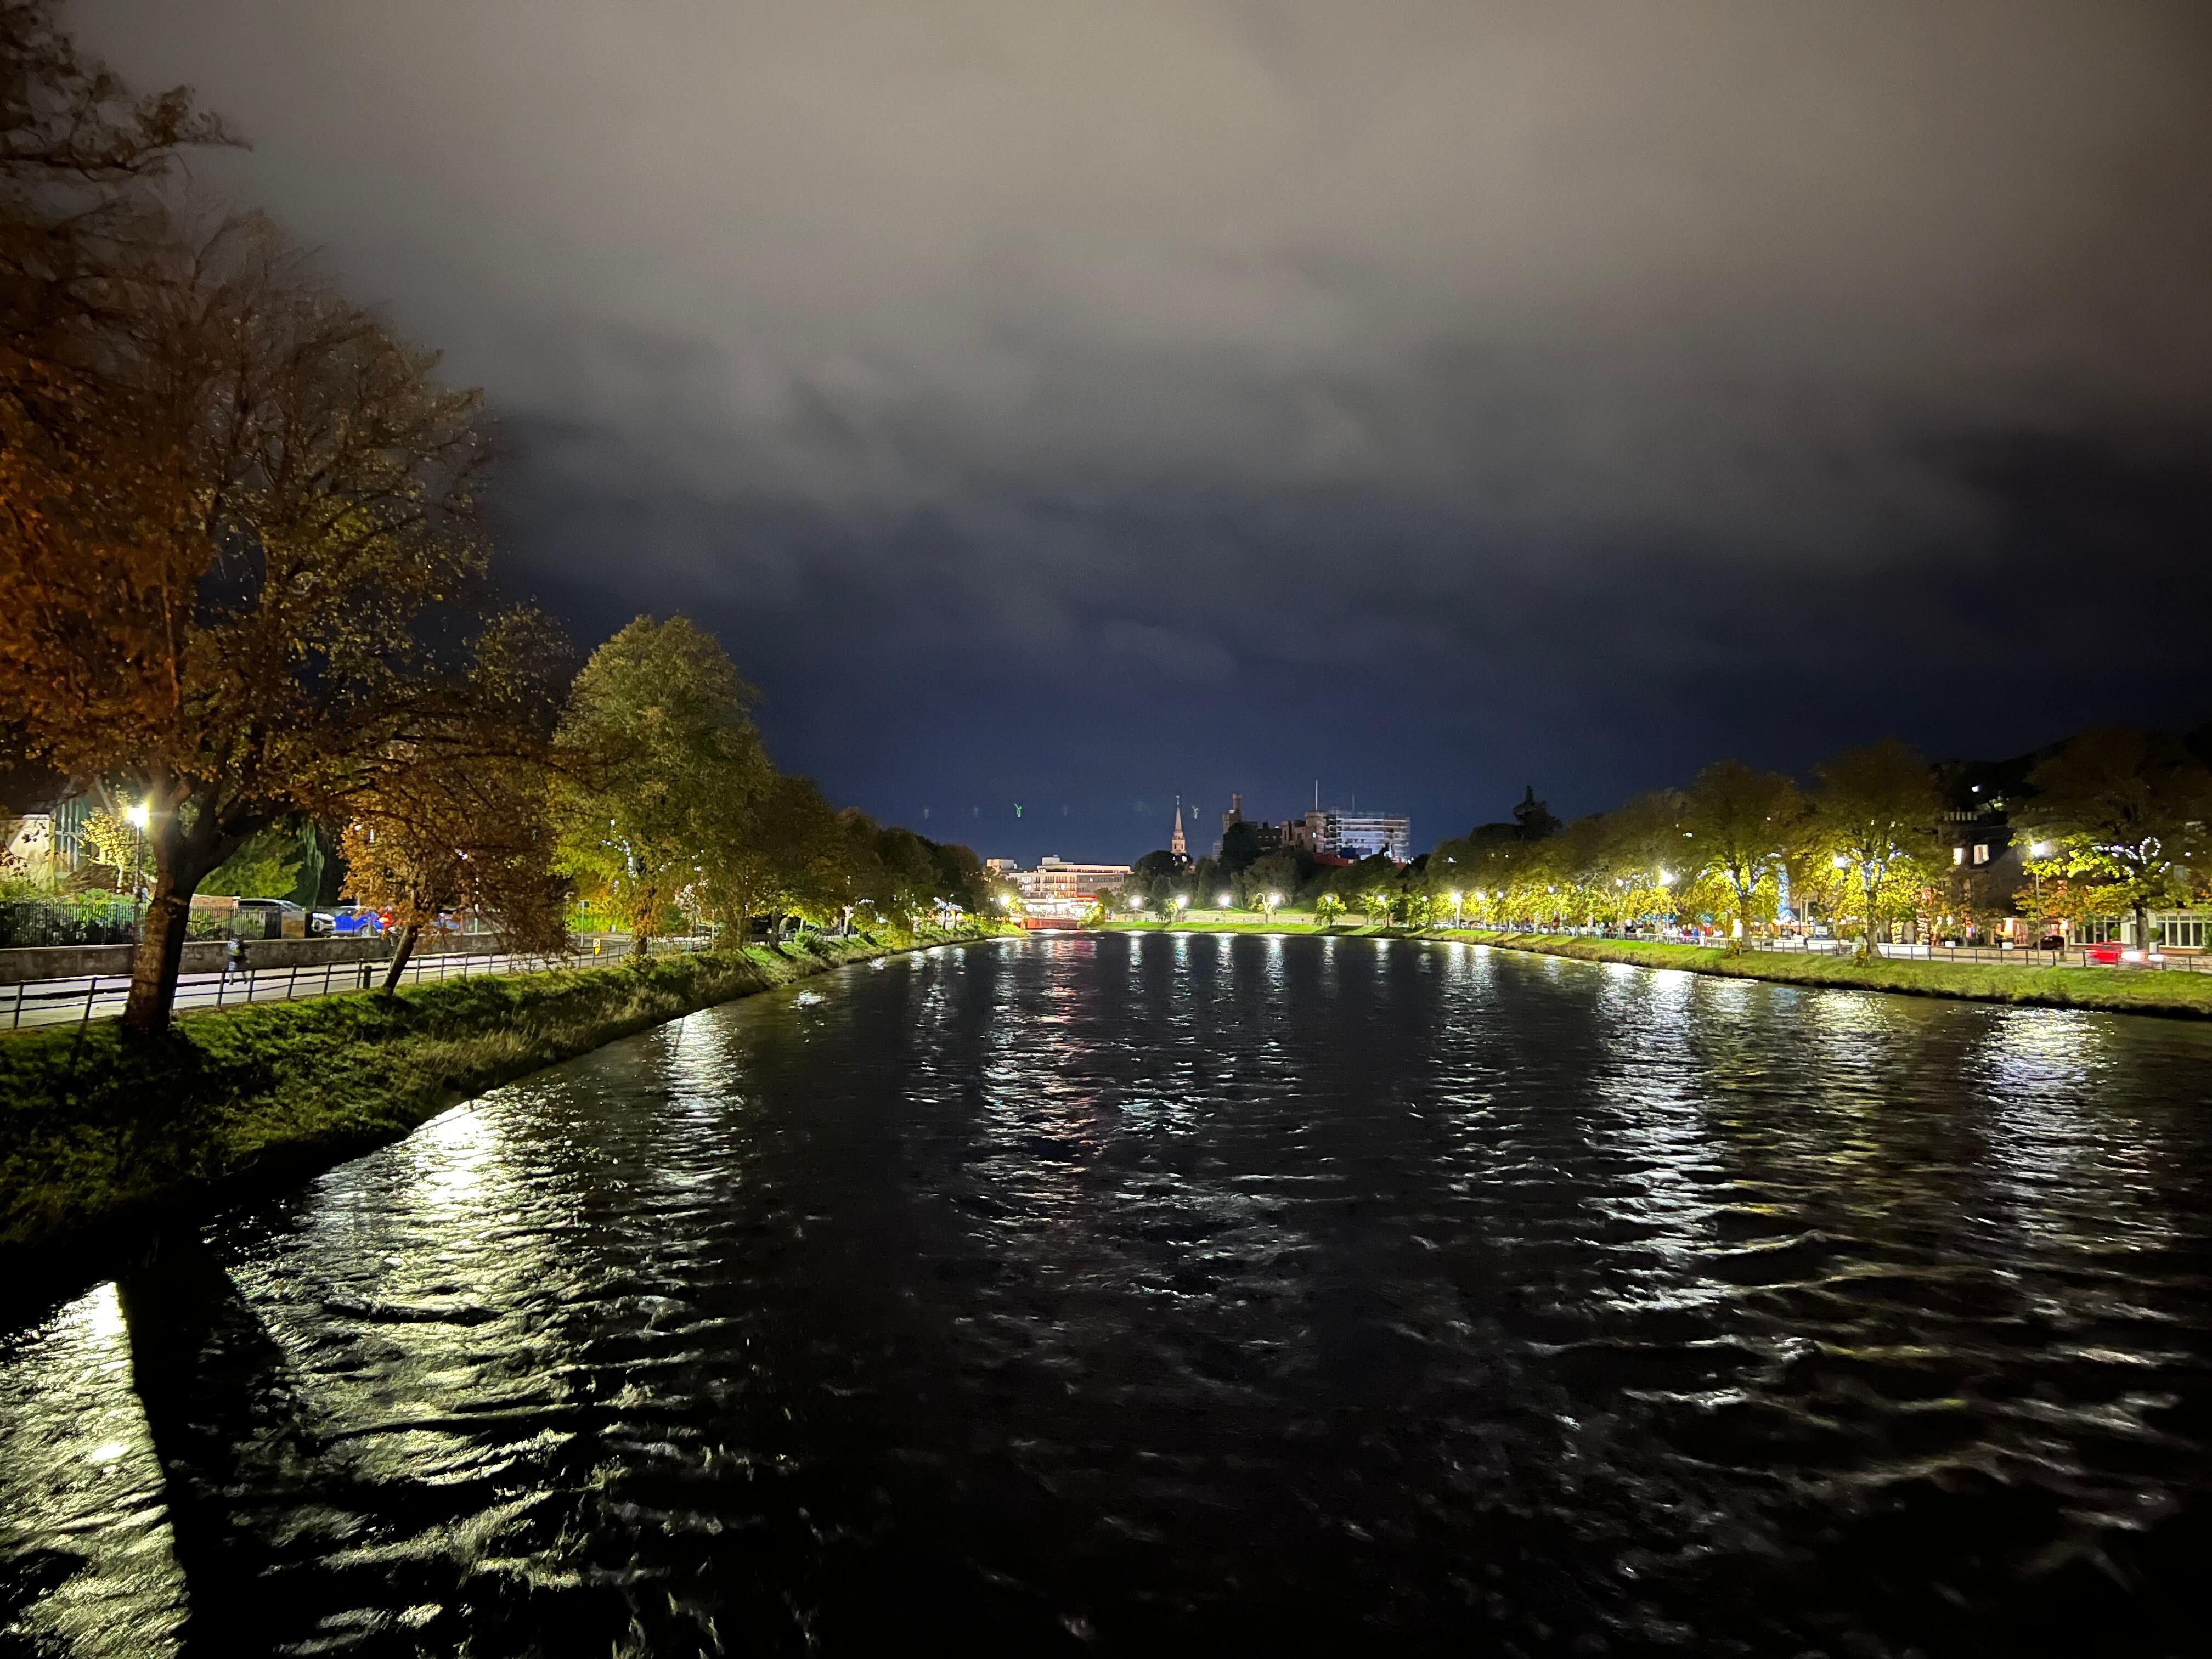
xmin=0 ymin=929 xmax=988 ymax=1258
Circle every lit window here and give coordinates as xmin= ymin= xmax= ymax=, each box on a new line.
xmin=1972 ymin=844 xmax=1989 ymax=865
xmin=1953 ymin=847 xmax=1965 ymax=865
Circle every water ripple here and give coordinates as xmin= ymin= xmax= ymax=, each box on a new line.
xmin=3 ymin=937 xmax=2210 ymax=1654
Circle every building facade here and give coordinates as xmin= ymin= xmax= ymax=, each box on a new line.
xmin=1014 ymin=857 xmax=1131 ymax=910
xmin=1302 ymin=809 xmax=1412 ymax=862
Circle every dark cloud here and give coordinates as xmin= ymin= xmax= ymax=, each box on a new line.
xmin=81 ymin=0 xmax=2212 ymax=857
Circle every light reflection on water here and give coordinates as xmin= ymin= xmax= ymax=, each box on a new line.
xmin=3 ymin=936 xmax=2210 ymax=1655
xmin=0 ymin=1283 xmax=185 ymax=1658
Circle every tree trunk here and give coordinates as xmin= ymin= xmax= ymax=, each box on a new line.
xmin=1862 ymin=872 xmax=1880 ymax=960
xmin=381 ymin=922 xmax=421 ymax=994
xmin=2134 ymin=901 xmax=2152 ymax=963
xmin=120 ymin=795 xmax=234 ymax=1036
xmin=121 ymin=881 xmax=195 ymax=1035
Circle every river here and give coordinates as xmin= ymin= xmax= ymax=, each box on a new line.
xmin=2 ymin=934 xmax=2208 ymax=1654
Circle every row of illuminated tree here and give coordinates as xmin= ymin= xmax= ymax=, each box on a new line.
xmin=0 ymin=8 xmax=991 ymax=1031
xmin=1105 ymin=730 xmax=2212 ymax=953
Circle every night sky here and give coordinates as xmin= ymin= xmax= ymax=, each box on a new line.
xmin=83 ymin=2 xmax=2212 ymax=863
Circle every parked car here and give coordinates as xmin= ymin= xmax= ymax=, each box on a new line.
xmin=327 ymin=905 xmax=383 ymax=936
xmin=231 ymin=898 xmax=310 ymax=939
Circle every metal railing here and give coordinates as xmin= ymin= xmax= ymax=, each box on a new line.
xmin=5 ymin=935 xmax=714 ymax=1032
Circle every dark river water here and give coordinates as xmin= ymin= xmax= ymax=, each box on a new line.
xmin=3 ymin=935 xmax=2210 ymax=1655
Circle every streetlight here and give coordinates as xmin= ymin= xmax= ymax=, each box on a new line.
xmin=1217 ymin=891 xmax=1234 ymax=909
xmin=1262 ymin=891 xmax=1282 ymax=924
xmin=1449 ymin=890 xmax=1463 ymax=928
xmin=126 ymin=800 xmax=149 ymax=934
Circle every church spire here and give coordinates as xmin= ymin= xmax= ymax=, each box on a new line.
xmin=1170 ymin=795 xmax=1188 ymax=862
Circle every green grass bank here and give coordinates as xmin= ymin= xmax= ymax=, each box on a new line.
xmin=1105 ymin=919 xmax=2212 ymax=1020
xmin=0 ymin=929 xmax=990 ymax=1261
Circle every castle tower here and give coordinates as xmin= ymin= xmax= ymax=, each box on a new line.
xmin=1170 ymin=797 xmax=1188 ymax=862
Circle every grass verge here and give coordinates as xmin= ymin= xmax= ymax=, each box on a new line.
xmin=0 ymin=929 xmax=989 ymax=1262
xmin=1436 ymin=930 xmax=2212 ymax=1018
xmin=1107 ymin=920 xmax=2212 ymax=1019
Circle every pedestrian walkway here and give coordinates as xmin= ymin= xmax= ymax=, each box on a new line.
xmin=3 ymin=936 xmax=710 ymax=1031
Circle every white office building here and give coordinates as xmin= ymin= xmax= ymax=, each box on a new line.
xmin=1305 ymin=810 xmax=1412 ymax=862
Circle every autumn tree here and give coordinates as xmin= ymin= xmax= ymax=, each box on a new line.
xmin=701 ymin=772 xmax=847 ymax=932
xmin=196 ymin=822 xmax=304 ymax=900
xmin=342 ymin=749 xmax=567 ymax=992
xmin=1683 ymin=761 xmax=1804 ymax=949
xmin=1812 ymin=738 xmax=1943 ymax=957
xmin=339 ymin=612 xmax=569 ymax=988
xmin=2015 ymin=728 xmax=2212 ymax=954
xmin=1 ymin=199 xmax=521 ymax=1031
xmin=552 ymin=616 xmax=772 ymax=953
xmin=1594 ymin=790 xmax=1688 ymax=930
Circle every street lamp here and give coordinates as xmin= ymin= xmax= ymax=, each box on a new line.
xmin=125 ymin=801 xmax=149 ymax=934
xmin=1262 ymin=891 xmax=1282 ymax=924
xmin=1173 ymin=894 xmax=1189 ymax=918
xmin=1449 ymin=890 xmax=1463 ymax=927
xmin=1217 ymin=891 xmax=1234 ymax=909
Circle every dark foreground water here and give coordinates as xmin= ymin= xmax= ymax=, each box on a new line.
xmin=3 ymin=936 xmax=2211 ymax=1656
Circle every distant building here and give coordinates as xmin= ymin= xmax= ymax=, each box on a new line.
xmin=1 ymin=812 xmax=54 ymax=886
xmin=1170 ymin=798 xmax=1188 ymax=864
xmin=1017 ymin=857 xmax=1130 ymax=907
xmin=1218 ymin=793 xmax=1284 ymax=857
xmin=1300 ymin=809 xmax=1411 ymax=862
xmin=0 ymin=770 xmax=91 ymax=889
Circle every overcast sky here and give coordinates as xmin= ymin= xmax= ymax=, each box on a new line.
xmin=82 ymin=1 xmax=2212 ymax=860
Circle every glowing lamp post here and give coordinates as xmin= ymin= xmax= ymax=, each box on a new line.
xmin=1263 ymin=891 xmax=1282 ymax=925
xmin=125 ymin=801 xmax=150 ymax=935
xmin=1449 ymin=890 xmax=1463 ymax=928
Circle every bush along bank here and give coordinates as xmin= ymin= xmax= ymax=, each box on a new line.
xmin=0 ymin=929 xmax=996 ymax=1266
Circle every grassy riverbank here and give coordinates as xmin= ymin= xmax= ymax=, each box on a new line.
xmin=1446 ymin=931 xmax=2212 ymax=1018
xmin=1105 ymin=920 xmax=2212 ymax=1019
xmin=0 ymin=929 xmax=991 ymax=1259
